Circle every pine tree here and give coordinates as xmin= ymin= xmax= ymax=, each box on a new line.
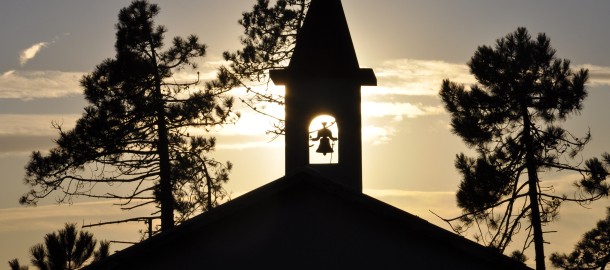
xmin=551 ymin=207 xmax=610 ymax=269
xmin=9 ymin=224 xmax=108 ymax=270
xmin=21 ymin=0 xmax=235 ymax=232
xmin=208 ymin=0 xmax=309 ymax=135
xmin=8 ymin=259 xmax=28 ymax=270
xmin=439 ymin=27 xmax=609 ymax=269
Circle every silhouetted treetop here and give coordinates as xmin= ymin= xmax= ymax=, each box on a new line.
xmin=22 ymin=0 xmax=235 ymax=233
xmin=208 ymin=0 xmax=309 ymax=135
xmin=439 ymin=27 xmax=609 ymax=270
xmin=8 ymin=224 xmax=109 ymax=270
xmin=551 ymin=207 xmax=610 ymax=269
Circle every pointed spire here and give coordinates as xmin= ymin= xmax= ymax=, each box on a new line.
xmin=288 ymin=0 xmax=360 ymax=75
xmin=271 ymin=0 xmax=375 ymax=85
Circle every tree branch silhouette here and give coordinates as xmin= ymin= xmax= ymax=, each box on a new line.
xmin=439 ymin=27 xmax=610 ymax=269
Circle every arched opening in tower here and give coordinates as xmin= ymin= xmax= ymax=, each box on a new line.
xmin=308 ymin=114 xmax=339 ymax=164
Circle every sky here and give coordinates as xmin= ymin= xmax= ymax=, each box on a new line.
xmin=2 ymin=0 xmax=610 ymax=268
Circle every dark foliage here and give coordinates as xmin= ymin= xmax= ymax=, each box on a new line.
xmin=551 ymin=208 xmax=610 ymax=269
xmin=439 ymin=27 xmax=609 ymax=269
xmin=9 ymin=224 xmax=108 ymax=270
xmin=208 ymin=0 xmax=309 ymax=136
xmin=8 ymin=259 xmax=28 ymax=270
xmin=21 ymin=0 xmax=235 ymax=232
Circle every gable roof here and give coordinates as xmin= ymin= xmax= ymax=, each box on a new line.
xmin=86 ymin=168 xmax=530 ymax=269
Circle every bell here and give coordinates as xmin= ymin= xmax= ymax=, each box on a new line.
xmin=316 ymin=137 xmax=334 ymax=156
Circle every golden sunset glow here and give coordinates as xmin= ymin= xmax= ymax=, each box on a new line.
xmin=2 ymin=1 xmax=610 ymax=268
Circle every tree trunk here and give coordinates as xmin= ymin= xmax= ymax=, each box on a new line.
xmin=149 ymin=39 xmax=174 ymax=232
xmin=522 ymin=106 xmax=545 ymax=270
xmin=156 ymin=110 xmax=173 ymax=231
xmin=203 ymin=162 xmax=213 ymax=210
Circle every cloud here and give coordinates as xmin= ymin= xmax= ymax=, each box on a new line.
xmin=210 ymin=101 xmax=440 ymax=147
xmin=217 ymin=140 xmax=283 ymax=150
xmin=209 ymin=124 xmax=398 ymax=149
xmin=18 ymin=58 xmax=608 ymax=152
xmin=0 ymin=66 xmax=217 ymax=101
xmin=0 ymin=114 xmax=80 ymax=136
xmin=373 ymin=59 xmax=475 ymax=96
xmin=0 ymin=70 xmax=84 ymax=99
xmin=371 ymin=60 xmax=610 ymax=96
xmin=18 ymin=35 xmax=69 ymax=66
xmin=0 ymin=198 xmax=157 ymax=233
xmin=577 ymin=64 xmax=610 ymax=87
xmin=0 ymin=200 xmax=152 ymax=259
xmin=362 ymin=102 xmax=445 ymax=119
xmin=0 ymin=135 xmax=56 ymax=157
xmin=363 ymin=188 xmax=460 ymax=226
xmin=0 ymin=201 xmax=124 ymax=229
xmin=19 ymin=42 xmax=50 ymax=66
xmin=0 ymin=58 xmax=458 ymax=153
xmin=241 ymin=60 xmax=461 ymax=144
xmin=362 ymin=125 xmax=396 ymax=145
xmin=0 ymin=114 xmax=80 ymax=156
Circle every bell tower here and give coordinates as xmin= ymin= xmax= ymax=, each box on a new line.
xmin=270 ymin=0 xmax=376 ymax=192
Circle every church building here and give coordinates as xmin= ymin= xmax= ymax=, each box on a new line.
xmin=85 ymin=0 xmax=530 ymax=269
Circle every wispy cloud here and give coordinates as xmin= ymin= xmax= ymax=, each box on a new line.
xmin=0 ymin=200 xmax=152 ymax=257
xmin=373 ymin=59 xmax=475 ymax=96
xmin=362 ymin=102 xmax=445 ymax=120
xmin=19 ymin=35 xmax=69 ymax=66
xmin=0 ymin=114 xmax=80 ymax=156
xmin=363 ymin=188 xmax=459 ymax=224
xmin=8 ymin=59 xmax=605 ymax=151
xmin=372 ymin=60 xmax=610 ymax=97
xmin=0 ymin=201 xmax=123 ymax=229
xmin=20 ymin=42 xmax=50 ymax=66
xmin=362 ymin=125 xmax=397 ymax=145
xmin=211 ymin=125 xmax=399 ymax=148
xmin=0 ymin=114 xmax=80 ymax=136
xmin=577 ymin=64 xmax=610 ymax=87
xmin=217 ymin=140 xmax=283 ymax=150
xmin=0 ymin=135 xmax=55 ymax=157
xmin=0 ymin=70 xmax=83 ymax=99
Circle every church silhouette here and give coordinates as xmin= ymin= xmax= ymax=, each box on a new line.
xmin=86 ymin=0 xmax=530 ymax=269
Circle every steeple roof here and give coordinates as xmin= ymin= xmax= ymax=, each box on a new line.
xmin=288 ymin=0 xmax=360 ymax=74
